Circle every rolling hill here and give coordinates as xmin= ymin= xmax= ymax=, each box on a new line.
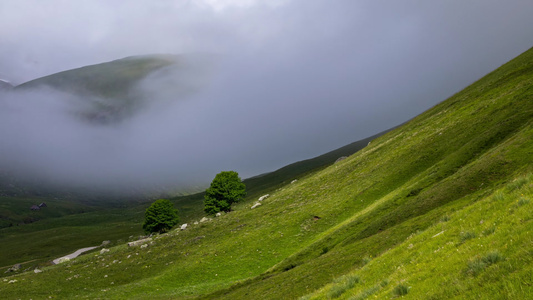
xmin=1 ymin=45 xmax=532 ymax=299
xmin=13 ymin=54 xmax=213 ymax=124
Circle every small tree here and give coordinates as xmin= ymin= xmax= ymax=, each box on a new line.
xmin=143 ymin=199 xmax=179 ymax=234
xmin=204 ymin=171 xmax=246 ymax=215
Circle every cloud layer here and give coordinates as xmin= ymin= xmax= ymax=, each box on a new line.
xmin=1 ymin=0 xmax=533 ymax=195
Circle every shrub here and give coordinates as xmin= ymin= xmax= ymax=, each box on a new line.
xmin=204 ymin=171 xmax=246 ymax=215
xmin=142 ymin=199 xmax=179 ymax=234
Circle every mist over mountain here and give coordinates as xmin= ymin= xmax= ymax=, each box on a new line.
xmin=2 ymin=1 xmax=533 ymax=197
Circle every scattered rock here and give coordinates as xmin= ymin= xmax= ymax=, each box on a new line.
xmin=8 ymin=279 xmax=17 ymax=284
xmin=100 ymin=248 xmax=110 ymax=254
xmin=140 ymin=244 xmax=148 ymax=249
xmin=200 ymin=217 xmax=211 ymax=223
xmin=251 ymin=202 xmax=262 ymax=209
xmin=291 ymin=180 xmax=298 ymax=184
xmin=128 ymin=238 xmax=152 ymax=247
xmin=258 ymin=194 xmax=270 ymax=201
xmin=215 ymin=212 xmax=223 ymax=217
xmin=194 ymin=221 xmax=199 ymax=225
xmin=101 ymin=240 xmax=111 ymax=247
xmin=180 ymin=223 xmax=188 ymax=230
xmin=34 ymin=268 xmax=42 ymax=274
xmin=4 ymin=264 xmax=21 ymax=273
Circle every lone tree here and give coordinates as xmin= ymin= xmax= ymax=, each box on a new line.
xmin=143 ymin=199 xmax=179 ymax=234
xmin=204 ymin=171 xmax=246 ymax=215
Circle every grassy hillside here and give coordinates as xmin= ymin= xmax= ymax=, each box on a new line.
xmin=243 ymin=127 xmax=396 ymax=199
xmin=0 ymin=118 xmax=391 ymax=273
xmin=171 ymin=128 xmax=394 ymax=220
xmin=1 ymin=46 xmax=532 ymax=299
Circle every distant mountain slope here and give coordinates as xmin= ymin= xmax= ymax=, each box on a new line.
xmin=13 ymin=54 xmax=213 ymax=124
xmin=16 ymin=55 xmax=177 ymax=97
xmin=2 ymin=46 xmax=532 ymax=299
xmin=243 ymin=127 xmax=398 ymax=198
xmin=14 ymin=55 xmax=179 ymax=123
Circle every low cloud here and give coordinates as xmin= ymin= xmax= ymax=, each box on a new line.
xmin=1 ymin=1 xmax=533 ymax=197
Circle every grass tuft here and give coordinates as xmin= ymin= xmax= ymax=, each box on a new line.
xmin=392 ymin=283 xmax=409 ymax=297
xmin=482 ymin=226 xmax=496 ymax=236
xmin=467 ymin=250 xmax=503 ymax=276
xmin=361 ymin=256 xmax=372 ymax=266
xmin=328 ymin=274 xmax=361 ymax=298
xmin=492 ymin=191 xmax=505 ymax=202
xmin=459 ymin=231 xmax=477 ymax=244
xmin=517 ymin=197 xmax=530 ymax=206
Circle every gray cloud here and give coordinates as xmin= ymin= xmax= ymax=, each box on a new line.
xmin=1 ymin=0 xmax=533 ymax=195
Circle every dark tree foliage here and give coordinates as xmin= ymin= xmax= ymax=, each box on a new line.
xmin=143 ymin=199 xmax=179 ymax=234
xmin=204 ymin=171 xmax=246 ymax=215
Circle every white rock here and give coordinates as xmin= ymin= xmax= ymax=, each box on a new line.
xmin=200 ymin=217 xmax=211 ymax=223
xmin=128 ymin=238 xmax=152 ymax=247
xmin=291 ymin=179 xmax=298 ymax=184
xmin=251 ymin=202 xmax=262 ymax=209
xmin=180 ymin=223 xmax=188 ymax=230
xmin=57 ymin=257 xmax=70 ymax=264
xmin=140 ymin=244 xmax=148 ymax=249
xmin=100 ymin=248 xmax=110 ymax=254
xmin=34 ymin=269 xmax=42 ymax=273
xmin=258 ymin=194 xmax=269 ymax=201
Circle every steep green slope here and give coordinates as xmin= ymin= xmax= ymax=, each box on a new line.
xmin=0 ymin=113 xmax=392 ymax=272
xmin=243 ymin=127 xmax=396 ymax=198
xmin=171 ymin=128 xmax=395 ymax=220
xmin=1 ymin=46 xmax=532 ymax=299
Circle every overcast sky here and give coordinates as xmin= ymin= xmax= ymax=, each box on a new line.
xmin=1 ymin=0 xmax=533 ymax=194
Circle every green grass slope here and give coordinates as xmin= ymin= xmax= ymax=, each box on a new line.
xmin=243 ymin=127 xmax=396 ymax=198
xmin=0 ymin=126 xmax=390 ymax=272
xmin=170 ymin=128 xmax=395 ymax=221
xmin=1 ymin=46 xmax=532 ymax=299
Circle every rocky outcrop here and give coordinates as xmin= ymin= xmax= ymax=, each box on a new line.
xmin=128 ymin=237 xmax=152 ymax=247
xmin=4 ymin=264 xmax=21 ymax=273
